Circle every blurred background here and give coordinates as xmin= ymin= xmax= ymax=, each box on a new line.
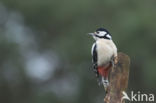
xmin=0 ymin=0 xmax=156 ymax=103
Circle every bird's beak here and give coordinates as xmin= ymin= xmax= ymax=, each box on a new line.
xmin=88 ymin=33 xmax=95 ymax=36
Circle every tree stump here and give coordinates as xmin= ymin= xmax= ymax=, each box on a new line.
xmin=104 ymin=52 xmax=130 ymax=103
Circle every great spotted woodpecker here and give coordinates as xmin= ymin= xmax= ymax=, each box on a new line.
xmin=89 ymin=28 xmax=117 ymax=91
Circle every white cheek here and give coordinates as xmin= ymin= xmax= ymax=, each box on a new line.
xmin=99 ymin=32 xmax=106 ymax=36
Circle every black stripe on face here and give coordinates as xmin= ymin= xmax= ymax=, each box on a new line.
xmin=95 ymin=34 xmax=111 ymax=40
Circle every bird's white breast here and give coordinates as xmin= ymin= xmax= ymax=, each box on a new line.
xmin=96 ymin=39 xmax=117 ymax=66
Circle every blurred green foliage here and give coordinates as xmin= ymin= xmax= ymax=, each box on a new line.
xmin=0 ymin=0 xmax=156 ymax=103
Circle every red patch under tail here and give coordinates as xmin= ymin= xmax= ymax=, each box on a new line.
xmin=97 ymin=63 xmax=112 ymax=78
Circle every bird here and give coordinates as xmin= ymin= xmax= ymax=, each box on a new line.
xmin=88 ymin=28 xmax=118 ymax=91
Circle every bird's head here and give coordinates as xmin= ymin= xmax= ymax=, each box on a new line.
xmin=88 ymin=28 xmax=112 ymax=41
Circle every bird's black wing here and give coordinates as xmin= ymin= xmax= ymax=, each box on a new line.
xmin=91 ymin=43 xmax=99 ymax=77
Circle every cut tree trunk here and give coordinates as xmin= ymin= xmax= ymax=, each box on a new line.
xmin=104 ymin=52 xmax=130 ymax=103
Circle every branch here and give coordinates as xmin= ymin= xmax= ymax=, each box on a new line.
xmin=104 ymin=52 xmax=130 ymax=103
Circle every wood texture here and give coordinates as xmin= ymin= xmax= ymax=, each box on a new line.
xmin=104 ymin=52 xmax=130 ymax=103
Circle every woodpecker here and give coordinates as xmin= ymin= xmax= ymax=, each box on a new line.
xmin=89 ymin=28 xmax=117 ymax=91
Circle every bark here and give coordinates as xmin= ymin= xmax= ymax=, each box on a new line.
xmin=104 ymin=52 xmax=130 ymax=103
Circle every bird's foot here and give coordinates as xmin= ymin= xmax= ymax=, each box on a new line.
xmin=102 ymin=78 xmax=109 ymax=92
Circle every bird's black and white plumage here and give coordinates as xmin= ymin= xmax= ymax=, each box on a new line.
xmin=89 ymin=28 xmax=117 ymax=90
